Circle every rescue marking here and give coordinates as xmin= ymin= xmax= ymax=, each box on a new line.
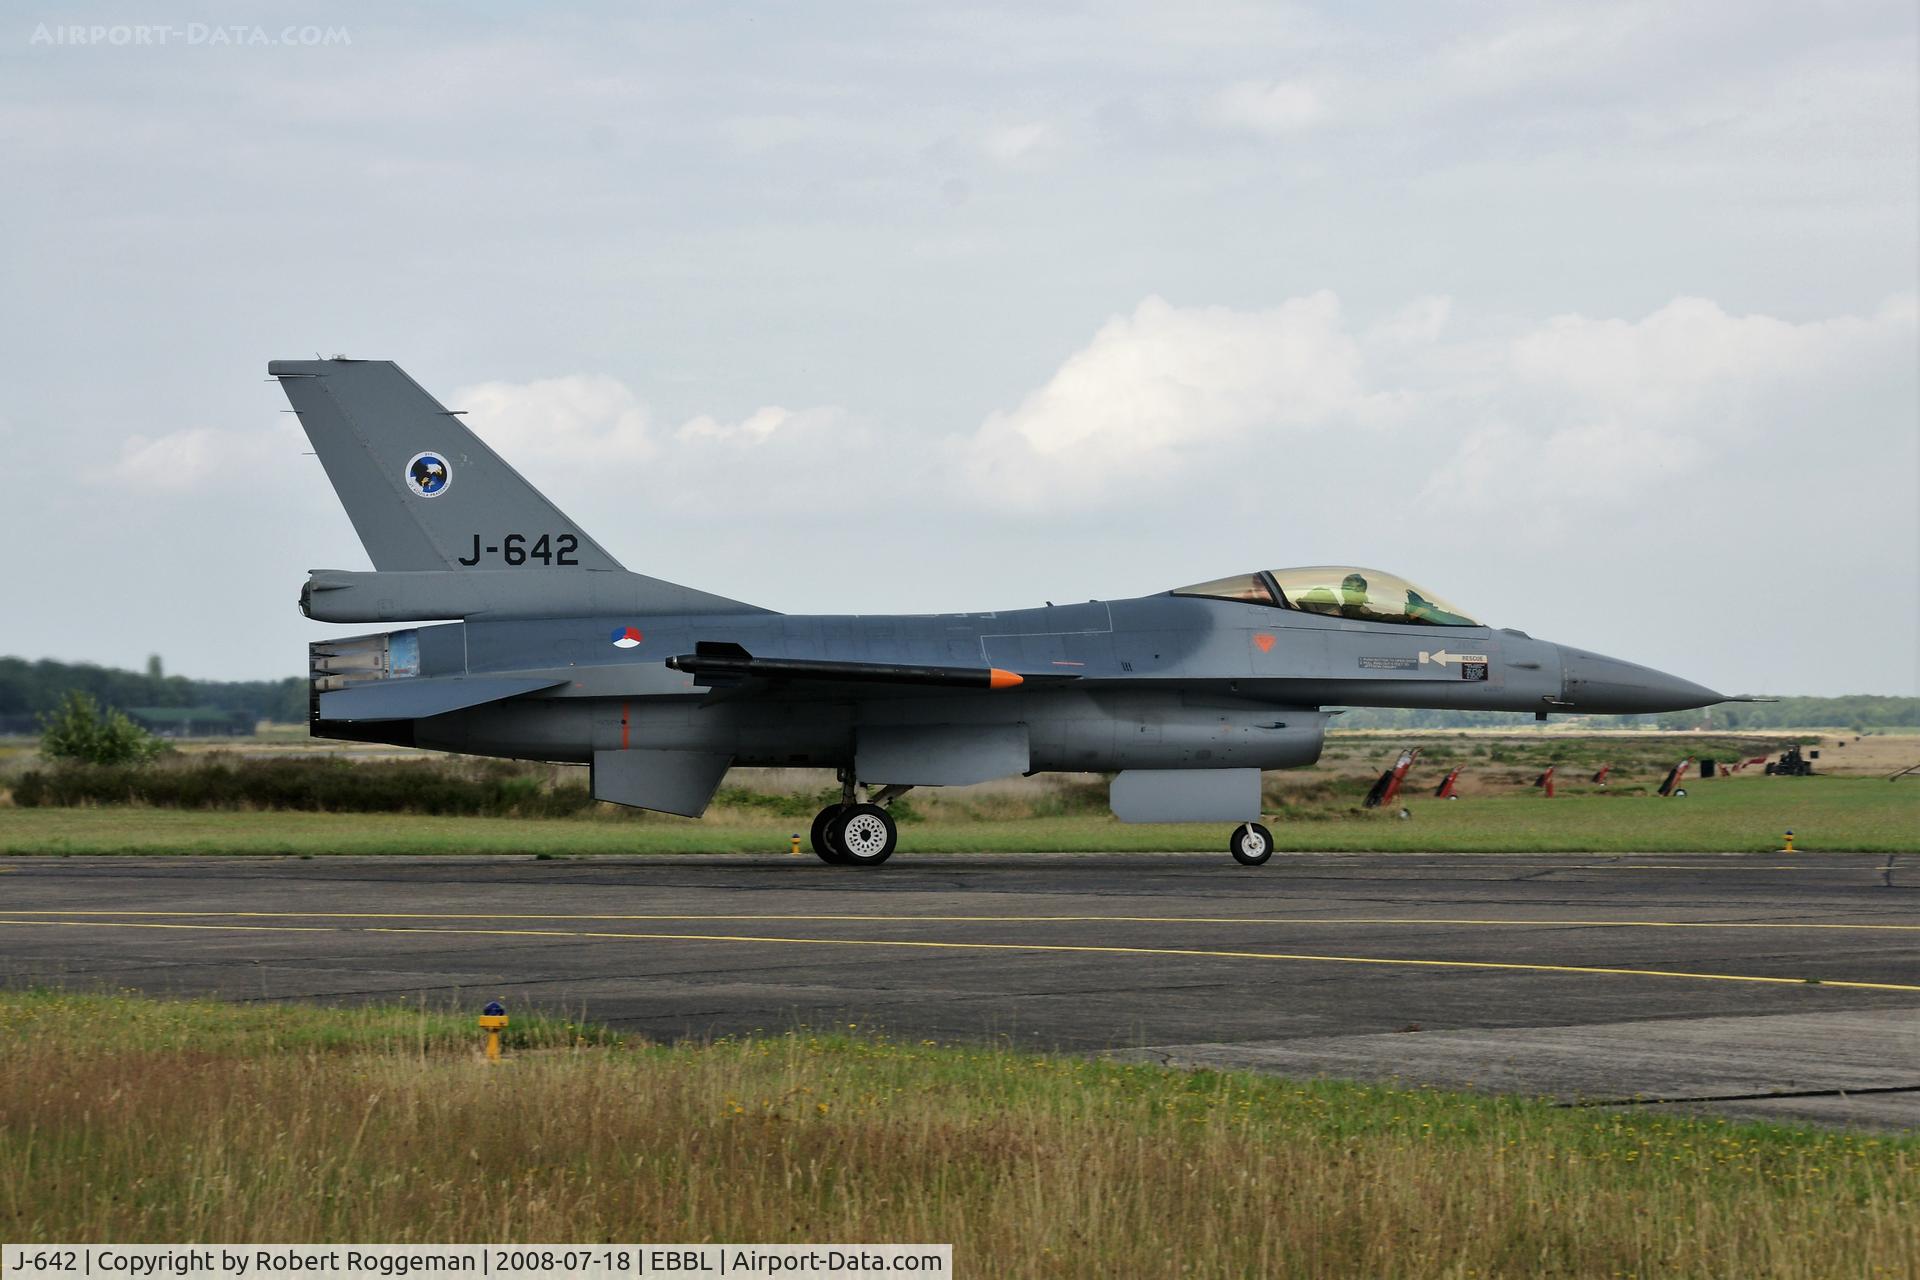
xmin=1419 ymin=649 xmax=1488 ymax=666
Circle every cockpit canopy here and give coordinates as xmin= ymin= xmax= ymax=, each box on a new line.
xmin=1172 ymin=566 xmax=1481 ymax=628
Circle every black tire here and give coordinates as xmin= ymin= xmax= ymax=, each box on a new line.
xmin=1672 ymin=788 xmax=1688 ymax=798
xmin=1230 ymin=822 xmax=1274 ymax=866
xmin=810 ymin=805 xmax=847 ymax=864
xmin=833 ymin=803 xmax=897 ymax=866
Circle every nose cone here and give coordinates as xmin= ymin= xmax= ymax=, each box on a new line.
xmin=1555 ymin=645 xmax=1724 ymax=714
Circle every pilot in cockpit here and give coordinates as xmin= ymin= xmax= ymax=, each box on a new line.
xmin=1294 ymin=572 xmax=1384 ymax=621
xmin=1186 ymin=567 xmax=1482 ymax=629
xmin=1405 ymin=588 xmax=1475 ymax=627
xmin=1337 ymin=572 xmax=1374 ymax=619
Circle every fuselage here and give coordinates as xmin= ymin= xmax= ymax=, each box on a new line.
xmin=313 ymin=592 xmax=1715 ymax=772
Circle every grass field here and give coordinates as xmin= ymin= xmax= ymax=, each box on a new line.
xmin=2 ymin=775 xmax=1914 ymax=854
xmin=3 ymin=991 xmax=1912 ymax=1277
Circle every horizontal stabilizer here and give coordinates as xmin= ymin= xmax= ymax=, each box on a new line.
xmin=666 ymin=643 xmax=1073 ymax=691
xmin=301 ymin=568 xmax=771 ymax=622
xmin=317 ymin=674 xmax=567 ymax=723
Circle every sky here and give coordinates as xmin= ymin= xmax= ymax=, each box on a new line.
xmin=1 ymin=1 xmax=1915 ymax=696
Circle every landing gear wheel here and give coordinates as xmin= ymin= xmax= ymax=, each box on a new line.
xmin=833 ymin=803 xmax=897 ymax=866
xmin=1230 ymin=822 xmax=1274 ymax=866
xmin=810 ymin=804 xmax=847 ymax=864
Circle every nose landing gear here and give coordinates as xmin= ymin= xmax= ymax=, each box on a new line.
xmin=1229 ymin=822 xmax=1275 ymax=866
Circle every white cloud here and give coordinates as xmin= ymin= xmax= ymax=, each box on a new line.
xmin=456 ymin=374 xmax=657 ymax=468
xmin=1418 ymin=295 xmax=1915 ymax=511
xmin=111 ymin=423 xmax=303 ymax=491
xmin=958 ymin=292 xmax=1387 ymax=502
xmin=1367 ymin=296 xmax=1453 ymax=347
xmin=677 ymin=405 xmax=831 ymax=444
xmin=1507 ymin=297 xmax=1880 ymax=411
xmin=103 ymin=293 xmax=1914 ymax=537
xmin=453 ymin=376 xmax=844 ymax=463
xmin=947 ymin=290 xmax=1916 ymax=521
xmin=980 ymin=120 xmax=1062 ymax=165
xmin=342 ymin=293 xmax=1899 ymax=543
xmin=103 ymin=382 xmax=844 ymax=506
xmin=1201 ymin=79 xmax=1327 ymax=135
xmin=1427 ymin=6 xmax=1657 ymax=101
xmin=449 ymin=377 xmax=851 ymax=523
xmin=113 ymin=427 xmax=240 ymax=490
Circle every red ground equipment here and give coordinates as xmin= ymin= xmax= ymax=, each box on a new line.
xmin=1534 ymin=765 xmax=1556 ymax=798
xmin=1591 ymin=765 xmax=1610 ymax=786
xmin=1658 ymin=758 xmax=1692 ymax=796
xmin=1364 ymin=747 xmax=1419 ymax=808
xmin=1434 ymin=767 xmax=1461 ymax=799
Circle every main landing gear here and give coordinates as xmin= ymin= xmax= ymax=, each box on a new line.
xmin=811 ymin=773 xmax=908 ymax=867
xmin=1229 ymin=822 xmax=1275 ymax=866
xmin=811 ymin=774 xmax=1276 ymax=870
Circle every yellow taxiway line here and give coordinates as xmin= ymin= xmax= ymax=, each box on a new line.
xmin=1 ymin=917 xmax=1916 ymax=992
xmin=1 ymin=909 xmax=1915 ymax=932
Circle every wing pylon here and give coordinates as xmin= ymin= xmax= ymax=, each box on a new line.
xmin=665 ymin=641 xmax=1074 ymax=692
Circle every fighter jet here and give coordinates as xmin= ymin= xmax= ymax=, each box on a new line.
xmin=278 ymin=358 xmax=1730 ymax=867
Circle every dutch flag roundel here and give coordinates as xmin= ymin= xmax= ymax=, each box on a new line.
xmin=610 ymin=626 xmax=643 ymax=649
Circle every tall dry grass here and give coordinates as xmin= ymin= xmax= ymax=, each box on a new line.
xmin=2 ymin=994 xmax=1914 ymax=1277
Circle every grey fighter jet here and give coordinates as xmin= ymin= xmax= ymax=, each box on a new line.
xmin=278 ymin=358 xmax=1730 ymax=867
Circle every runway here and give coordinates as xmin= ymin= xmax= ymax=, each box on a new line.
xmin=3 ymin=851 xmax=1916 ymax=1128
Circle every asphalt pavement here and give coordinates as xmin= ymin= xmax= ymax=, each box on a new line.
xmin=2 ymin=851 xmax=1916 ymax=1127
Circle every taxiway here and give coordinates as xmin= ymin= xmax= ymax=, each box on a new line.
xmin=2 ymin=851 xmax=1915 ymax=1127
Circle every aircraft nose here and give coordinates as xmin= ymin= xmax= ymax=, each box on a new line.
xmin=1554 ymin=645 xmax=1723 ymax=714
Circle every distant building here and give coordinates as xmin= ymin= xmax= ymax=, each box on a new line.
xmin=123 ymin=706 xmax=256 ymax=737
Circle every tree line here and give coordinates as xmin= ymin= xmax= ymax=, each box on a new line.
xmin=1333 ymin=695 xmax=1918 ymax=732
xmin=0 ymin=656 xmax=306 ymax=727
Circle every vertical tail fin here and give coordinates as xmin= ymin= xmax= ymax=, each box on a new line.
xmin=271 ymin=357 xmax=624 ymax=573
